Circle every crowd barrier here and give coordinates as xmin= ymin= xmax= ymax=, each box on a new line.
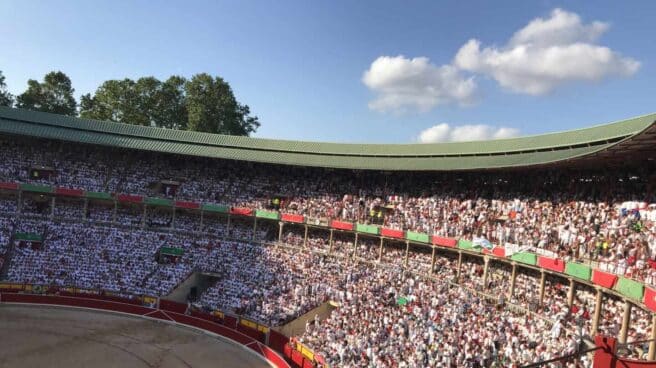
xmin=0 ymin=287 xmax=291 ymax=368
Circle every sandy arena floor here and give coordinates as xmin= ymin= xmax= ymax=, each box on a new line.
xmin=0 ymin=304 xmax=271 ymax=368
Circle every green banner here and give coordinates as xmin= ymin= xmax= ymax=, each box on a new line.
xmin=614 ymin=276 xmax=644 ymax=300
xmin=511 ymin=252 xmax=537 ymax=265
xmin=160 ymin=247 xmax=184 ymax=256
xmin=565 ymin=262 xmax=592 ymax=281
xmin=396 ymin=297 xmax=408 ymax=306
xmin=14 ymin=232 xmax=42 ymax=241
xmin=406 ymin=231 xmax=429 ymax=243
xmin=145 ymin=197 xmax=173 ymax=207
xmin=202 ymin=203 xmax=230 ymax=213
xmin=255 ymin=209 xmax=280 ymax=220
xmin=20 ymin=183 xmax=53 ymax=193
xmin=85 ymin=191 xmax=113 ymax=200
xmin=356 ymin=223 xmax=379 ymax=235
xmin=457 ymin=239 xmax=480 ymax=252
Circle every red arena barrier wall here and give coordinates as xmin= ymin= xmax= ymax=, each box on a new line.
xmin=538 ymin=256 xmax=566 ymax=273
xmin=431 ymin=236 xmax=456 ymax=247
xmin=281 ymin=213 xmax=304 ymax=223
xmin=382 ymin=228 xmax=404 ymax=239
xmin=0 ymin=293 xmax=290 ymax=368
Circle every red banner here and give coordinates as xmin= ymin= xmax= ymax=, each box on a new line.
xmin=230 ymin=207 xmax=253 ymax=216
xmin=281 ymin=213 xmax=304 ymax=223
xmin=432 ymin=236 xmax=457 ymax=247
xmin=382 ymin=228 xmax=404 ymax=239
xmin=175 ymin=201 xmax=200 ymax=209
xmin=592 ymin=269 xmax=618 ymax=289
xmin=492 ymin=247 xmax=506 ymax=257
xmin=644 ymin=287 xmax=656 ymax=313
xmin=55 ymin=187 xmax=84 ymax=197
xmin=331 ymin=220 xmax=354 ymax=231
xmin=538 ymin=256 xmax=566 ymax=273
xmin=117 ymin=194 xmax=143 ymax=203
xmin=0 ymin=182 xmax=19 ymax=190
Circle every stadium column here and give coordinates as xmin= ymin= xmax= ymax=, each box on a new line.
xmin=199 ymin=209 xmax=204 ymax=229
xmin=404 ymin=241 xmax=410 ymax=268
xmin=277 ymin=221 xmax=283 ymax=243
xmin=112 ymin=200 xmax=117 ymax=223
xmin=303 ymin=225 xmax=308 ymax=248
xmin=538 ymin=271 xmax=546 ymax=306
xmin=618 ymin=300 xmax=633 ymax=344
xmin=352 ymin=233 xmax=359 ymax=260
xmin=648 ymin=314 xmax=656 ymax=360
xmin=50 ymin=196 xmax=55 ymax=219
xmin=456 ymin=252 xmax=463 ymax=280
xmin=482 ymin=256 xmax=490 ymax=288
xmin=508 ymin=263 xmax=517 ymax=299
xmin=171 ymin=207 xmax=176 ymax=229
xmin=226 ymin=214 xmax=231 ymax=238
xmin=567 ymin=279 xmax=576 ymax=307
xmin=328 ymin=229 xmax=334 ymax=255
xmin=252 ymin=217 xmax=257 ymax=241
xmin=82 ymin=198 xmax=88 ymax=221
xmin=378 ymin=237 xmax=383 ymax=263
xmin=430 ymin=246 xmax=436 ymax=275
xmin=17 ymin=189 xmax=22 ymax=214
xmin=142 ymin=205 xmax=147 ymax=229
xmin=591 ymin=287 xmax=603 ymax=336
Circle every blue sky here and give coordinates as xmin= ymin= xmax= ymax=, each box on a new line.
xmin=0 ymin=0 xmax=654 ymax=143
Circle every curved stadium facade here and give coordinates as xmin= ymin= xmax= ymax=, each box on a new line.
xmin=1 ymin=106 xmax=656 ymax=368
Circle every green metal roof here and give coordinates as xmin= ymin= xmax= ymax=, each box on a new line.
xmin=0 ymin=107 xmax=653 ymax=171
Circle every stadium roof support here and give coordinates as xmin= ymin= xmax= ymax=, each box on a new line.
xmin=0 ymin=107 xmax=654 ymax=171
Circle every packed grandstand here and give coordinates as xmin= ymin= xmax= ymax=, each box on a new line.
xmin=1 ymin=107 xmax=656 ymax=367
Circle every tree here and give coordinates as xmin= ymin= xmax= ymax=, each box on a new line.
xmin=185 ymin=73 xmax=259 ymax=135
xmin=0 ymin=71 xmax=13 ymax=107
xmin=16 ymin=71 xmax=77 ymax=115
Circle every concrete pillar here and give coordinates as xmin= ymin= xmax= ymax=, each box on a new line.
xmin=277 ymin=222 xmax=283 ymax=243
xmin=352 ymin=233 xmax=359 ymax=259
xmin=226 ymin=214 xmax=231 ymax=238
xmin=648 ymin=314 xmax=656 ymax=360
xmin=141 ymin=205 xmax=147 ymax=229
xmin=378 ymin=237 xmax=384 ymax=262
xmin=619 ymin=301 xmax=633 ymax=344
xmin=171 ymin=207 xmax=176 ymax=229
xmin=252 ymin=217 xmax=258 ymax=241
xmin=50 ymin=196 xmax=55 ymax=219
xmin=303 ymin=225 xmax=308 ymax=248
xmin=17 ymin=190 xmax=23 ymax=214
xmin=82 ymin=198 xmax=88 ymax=221
xmin=482 ymin=256 xmax=490 ymax=288
xmin=329 ymin=229 xmax=334 ymax=255
xmin=199 ymin=210 xmax=204 ymax=232
xmin=591 ymin=288 xmax=603 ymax=336
xmin=456 ymin=252 xmax=463 ymax=280
xmin=112 ymin=201 xmax=117 ymax=223
xmin=430 ymin=246 xmax=436 ymax=275
xmin=538 ymin=271 xmax=546 ymax=306
xmin=567 ymin=279 xmax=576 ymax=307
xmin=508 ymin=263 xmax=517 ymax=299
xmin=404 ymin=241 xmax=410 ymax=268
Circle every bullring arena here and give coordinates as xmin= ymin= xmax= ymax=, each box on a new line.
xmin=1 ymin=107 xmax=656 ymax=367
xmin=0 ymin=304 xmax=271 ymax=368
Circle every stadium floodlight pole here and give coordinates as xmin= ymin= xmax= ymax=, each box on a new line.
xmin=619 ymin=300 xmax=633 ymax=344
xmin=649 ymin=314 xmax=656 ymax=360
xmin=591 ymin=287 xmax=603 ymax=336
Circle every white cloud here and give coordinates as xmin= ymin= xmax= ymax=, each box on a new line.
xmin=362 ymin=55 xmax=477 ymax=113
xmin=418 ymin=123 xmax=520 ymax=143
xmin=454 ymin=8 xmax=640 ymax=95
